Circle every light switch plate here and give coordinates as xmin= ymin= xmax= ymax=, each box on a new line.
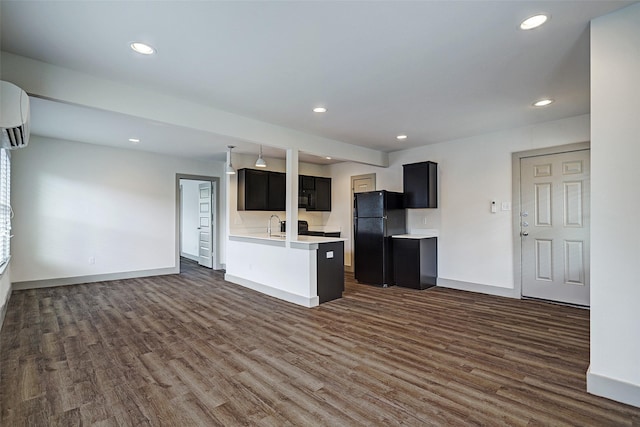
xmin=501 ymin=202 xmax=511 ymax=211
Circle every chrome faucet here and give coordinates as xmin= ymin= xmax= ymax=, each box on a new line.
xmin=268 ymin=214 xmax=282 ymax=237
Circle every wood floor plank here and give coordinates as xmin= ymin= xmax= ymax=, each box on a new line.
xmin=2 ymin=259 xmax=640 ymax=426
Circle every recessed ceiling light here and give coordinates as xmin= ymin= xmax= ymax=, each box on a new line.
xmin=325 ymin=156 xmax=332 ymax=160
xmin=533 ymin=99 xmax=554 ymax=107
xmin=520 ymin=14 xmax=549 ymax=30
xmin=130 ymin=42 xmax=156 ymax=55
xmin=313 ymin=107 xmax=327 ymax=113
xmin=396 ymin=135 xmax=408 ymax=140
xmin=129 ymin=138 xmax=140 ymax=143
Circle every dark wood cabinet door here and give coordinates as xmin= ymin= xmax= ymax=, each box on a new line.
xmin=403 ymin=161 xmax=438 ymax=208
xmin=237 ymin=168 xmax=268 ymax=210
xmin=314 ymin=177 xmax=331 ymax=211
xmin=393 ymin=239 xmax=421 ymax=286
xmin=393 ymin=237 xmax=437 ymax=289
xmin=268 ymin=171 xmax=286 ymax=211
xmin=317 ymin=241 xmax=344 ymax=303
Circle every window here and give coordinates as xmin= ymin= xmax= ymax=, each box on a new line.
xmin=0 ymin=149 xmax=11 ymax=269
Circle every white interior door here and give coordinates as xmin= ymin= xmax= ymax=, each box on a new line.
xmin=353 ymin=177 xmax=374 ymax=194
xmin=520 ymin=150 xmax=590 ymax=306
xmin=198 ymin=182 xmax=213 ymax=269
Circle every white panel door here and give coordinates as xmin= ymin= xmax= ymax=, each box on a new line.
xmin=198 ymin=182 xmax=213 ymax=269
xmin=520 ymin=150 xmax=590 ymax=306
xmin=353 ymin=176 xmax=374 ymax=193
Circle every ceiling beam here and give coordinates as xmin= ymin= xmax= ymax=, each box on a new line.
xmin=0 ymin=52 xmax=388 ymax=167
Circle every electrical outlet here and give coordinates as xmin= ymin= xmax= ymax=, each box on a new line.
xmin=423 ymin=216 xmax=428 ymax=225
xmin=88 ymin=257 xmax=95 ymax=265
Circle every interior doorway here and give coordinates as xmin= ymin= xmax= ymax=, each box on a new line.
xmin=177 ymin=174 xmax=221 ymax=271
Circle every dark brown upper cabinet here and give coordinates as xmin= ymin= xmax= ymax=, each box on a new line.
xmin=267 ymin=171 xmax=286 ymax=211
xmin=313 ymin=177 xmax=332 ymax=212
xmin=237 ymin=168 xmax=286 ymax=211
xmin=238 ymin=169 xmax=331 ymax=212
xmin=403 ymin=161 xmax=438 ymax=208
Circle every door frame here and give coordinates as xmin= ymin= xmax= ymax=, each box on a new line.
xmin=176 ymin=174 xmax=221 ymax=271
xmin=348 ymin=173 xmax=376 ymax=273
xmin=511 ymin=142 xmax=590 ymax=299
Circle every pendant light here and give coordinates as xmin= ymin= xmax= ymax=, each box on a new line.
xmin=226 ymin=145 xmax=236 ymax=175
xmin=255 ymin=145 xmax=267 ymax=168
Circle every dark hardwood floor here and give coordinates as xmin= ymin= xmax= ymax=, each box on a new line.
xmin=1 ymin=259 xmax=639 ymax=426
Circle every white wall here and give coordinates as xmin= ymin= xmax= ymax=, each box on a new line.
xmin=180 ymin=179 xmax=207 ymax=260
xmin=330 ymin=114 xmax=590 ymax=289
xmin=589 ymin=3 xmax=640 ymax=407
xmin=11 ymin=136 xmax=223 ymax=284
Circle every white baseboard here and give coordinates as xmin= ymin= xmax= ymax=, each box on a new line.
xmin=587 ymin=366 xmax=640 ymax=408
xmin=12 ymin=266 xmax=179 ymax=290
xmin=437 ymin=277 xmax=520 ymax=299
xmin=224 ymin=274 xmax=319 ymax=308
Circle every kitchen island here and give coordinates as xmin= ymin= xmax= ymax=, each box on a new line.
xmin=225 ymin=232 xmax=346 ymax=307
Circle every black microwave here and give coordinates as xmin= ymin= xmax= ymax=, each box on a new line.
xmin=298 ymin=190 xmax=316 ymax=209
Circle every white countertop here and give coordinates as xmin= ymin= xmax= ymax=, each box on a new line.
xmin=392 ymin=231 xmax=439 ymax=239
xmin=307 ymin=226 xmax=341 ymax=233
xmin=229 ymin=232 xmax=346 ymax=245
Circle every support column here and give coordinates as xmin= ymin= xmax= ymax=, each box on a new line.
xmin=285 ymin=148 xmax=299 ymax=246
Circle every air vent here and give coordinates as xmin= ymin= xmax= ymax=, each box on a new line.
xmin=0 ymin=80 xmax=30 ymax=150
xmin=1 ymin=125 xmax=29 ymax=149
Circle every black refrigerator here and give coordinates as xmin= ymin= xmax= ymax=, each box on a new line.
xmin=354 ymin=190 xmax=406 ymax=287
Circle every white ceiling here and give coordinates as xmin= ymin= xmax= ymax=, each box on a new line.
xmin=1 ymin=1 xmax=636 ymax=163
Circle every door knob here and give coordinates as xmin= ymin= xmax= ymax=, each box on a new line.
xmin=521 ymin=231 xmax=529 ymax=237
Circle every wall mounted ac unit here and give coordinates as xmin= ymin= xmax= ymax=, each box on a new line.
xmin=0 ymin=80 xmax=30 ymax=150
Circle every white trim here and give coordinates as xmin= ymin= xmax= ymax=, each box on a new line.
xmin=437 ymin=278 xmax=519 ymax=299
xmin=587 ymin=365 xmax=640 ymax=408
xmin=12 ymin=267 xmax=178 ymax=290
xmin=224 ymin=273 xmax=319 ymax=308
xmin=176 ymin=174 xmax=223 ymax=272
